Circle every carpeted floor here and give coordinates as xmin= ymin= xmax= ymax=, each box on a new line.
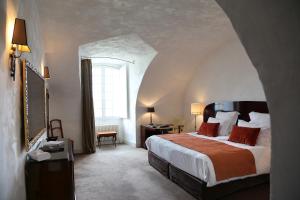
xmin=75 ymin=144 xmax=196 ymax=200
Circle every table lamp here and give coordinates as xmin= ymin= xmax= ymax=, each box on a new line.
xmin=147 ymin=107 xmax=155 ymax=125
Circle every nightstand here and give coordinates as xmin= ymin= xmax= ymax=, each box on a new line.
xmin=140 ymin=125 xmax=173 ymax=149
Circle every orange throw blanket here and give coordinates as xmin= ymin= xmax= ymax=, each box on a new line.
xmin=159 ymin=134 xmax=256 ymax=181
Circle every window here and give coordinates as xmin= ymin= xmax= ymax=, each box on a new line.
xmin=92 ymin=63 xmax=128 ymax=121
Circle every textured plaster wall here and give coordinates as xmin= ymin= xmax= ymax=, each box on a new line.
xmin=183 ymin=37 xmax=266 ymax=131
xmin=217 ymin=1 xmax=300 ymax=199
xmin=0 ymin=0 xmax=45 ymax=199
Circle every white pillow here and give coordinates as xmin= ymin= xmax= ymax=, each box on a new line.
xmin=208 ymin=117 xmax=231 ymax=136
xmin=216 ymin=111 xmax=239 ymax=122
xmin=238 ymin=120 xmax=255 ymax=128
xmin=215 ymin=111 xmax=239 ymax=134
xmin=249 ymin=112 xmax=271 ymax=128
xmin=238 ymin=120 xmax=271 ymax=146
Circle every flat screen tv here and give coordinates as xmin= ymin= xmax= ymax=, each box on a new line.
xmin=23 ymin=60 xmax=46 ymax=151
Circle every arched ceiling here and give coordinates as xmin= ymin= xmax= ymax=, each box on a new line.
xmin=37 ymin=0 xmax=234 ymax=65
xmin=37 ymin=0 xmax=239 ymax=133
xmin=79 ymin=34 xmax=157 ymax=62
xmin=37 ymin=0 xmax=236 ymax=106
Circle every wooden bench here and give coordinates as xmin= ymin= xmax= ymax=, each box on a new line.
xmin=96 ymin=131 xmax=117 ymax=148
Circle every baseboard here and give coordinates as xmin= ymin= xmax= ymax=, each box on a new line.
xmin=124 ymin=139 xmax=136 ymax=147
xmin=74 ymin=140 xmax=135 ymax=154
xmin=97 ymin=141 xmax=123 ymax=145
xmin=74 ymin=149 xmax=84 ymax=154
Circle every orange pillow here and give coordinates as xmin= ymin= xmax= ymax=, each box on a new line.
xmin=228 ymin=125 xmax=261 ymax=146
xmin=198 ymin=122 xmax=220 ymax=137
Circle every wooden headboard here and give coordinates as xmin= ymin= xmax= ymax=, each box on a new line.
xmin=203 ymin=101 xmax=269 ymax=122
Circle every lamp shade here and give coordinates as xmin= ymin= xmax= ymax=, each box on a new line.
xmin=191 ymin=103 xmax=204 ymax=115
xmin=12 ymin=18 xmax=31 ymax=52
xmin=147 ymin=107 xmax=155 ymax=113
xmin=44 ymin=66 xmax=50 ymax=79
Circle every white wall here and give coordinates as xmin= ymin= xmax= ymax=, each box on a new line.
xmin=217 ymin=1 xmax=300 ymax=198
xmin=124 ymin=54 xmax=156 ymax=146
xmin=0 ymin=0 xmax=45 ymax=199
xmin=136 ymin=54 xmax=189 ymax=147
xmin=183 ymin=37 xmax=266 ymax=131
xmin=136 ymin=56 xmax=189 ymax=125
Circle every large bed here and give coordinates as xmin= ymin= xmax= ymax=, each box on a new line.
xmin=146 ymin=101 xmax=270 ymax=200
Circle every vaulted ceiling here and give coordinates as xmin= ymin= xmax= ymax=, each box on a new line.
xmin=37 ymin=0 xmax=237 ymax=106
xmin=36 ymin=0 xmax=238 ymax=144
xmin=37 ymin=0 xmax=234 ymax=65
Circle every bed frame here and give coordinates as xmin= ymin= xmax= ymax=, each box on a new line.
xmin=148 ymin=101 xmax=270 ymax=200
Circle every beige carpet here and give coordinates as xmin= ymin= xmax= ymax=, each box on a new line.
xmin=75 ymin=144 xmax=195 ymax=200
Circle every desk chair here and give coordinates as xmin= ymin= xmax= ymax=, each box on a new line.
xmin=50 ymin=119 xmax=64 ymax=138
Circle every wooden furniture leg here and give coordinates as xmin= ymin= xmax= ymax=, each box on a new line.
xmin=97 ymin=135 xmax=102 ymax=148
xmin=114 ymin=135 xmax=117 ymax=147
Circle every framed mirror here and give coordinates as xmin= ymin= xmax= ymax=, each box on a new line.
xmin=22 ymin=60 xmax=46 ymax=151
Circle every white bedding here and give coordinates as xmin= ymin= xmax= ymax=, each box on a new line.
xmin=145 ymin=132 xmax=271 ymax=187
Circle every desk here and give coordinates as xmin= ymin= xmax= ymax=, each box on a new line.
xmin=140 ymin=125 xmax=173 ymax=149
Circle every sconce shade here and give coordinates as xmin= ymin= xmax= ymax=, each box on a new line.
xmin=191 ymin=103 xmax=204 ymax=115
xmin=44 ymin=66 xmax=50 ymax=79
xmin=147 ymin=107 xmax=155 ymax=113
xmin=12 ymin=18 xmax=31 ymax=52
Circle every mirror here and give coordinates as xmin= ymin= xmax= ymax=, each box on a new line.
xmin=22 ymin=60 xmax=46 ymax=151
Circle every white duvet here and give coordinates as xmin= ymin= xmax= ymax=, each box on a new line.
xmin=145 ymin=132 xmax=271 ymax=187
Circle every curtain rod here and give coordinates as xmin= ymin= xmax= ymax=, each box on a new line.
xmin=81 ymin=56 xmax=135 ymax=64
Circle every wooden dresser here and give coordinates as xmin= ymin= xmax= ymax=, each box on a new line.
xmin=25 ymin=139 xmax=75 ymax=200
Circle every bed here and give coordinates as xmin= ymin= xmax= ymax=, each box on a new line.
xmin=146 ymin=101 xmax=270 ymax=200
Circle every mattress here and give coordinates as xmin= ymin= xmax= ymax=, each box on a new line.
xmin=145 ymin=132 xmax=271 ymax=187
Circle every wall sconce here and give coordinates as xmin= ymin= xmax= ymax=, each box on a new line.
xmin=10 ymin=18 xmax=31 ymax=81
xmin=44 ymin=66 xmax=50 ymax=79
xmin=191 ymin=103 xmax=204 ymax=131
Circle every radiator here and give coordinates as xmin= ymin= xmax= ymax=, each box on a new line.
xmin=96 ymin=124 xmax=119 ymax=133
